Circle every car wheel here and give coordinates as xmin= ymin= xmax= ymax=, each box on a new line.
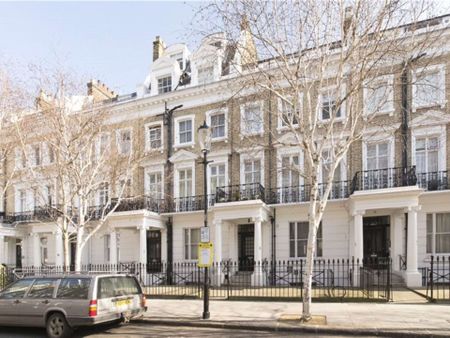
xmin=46 ymin=313 xmax=73 ymax=338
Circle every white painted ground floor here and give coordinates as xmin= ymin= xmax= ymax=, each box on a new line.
xmin=0 ymin=186 xmax=449 ymax=287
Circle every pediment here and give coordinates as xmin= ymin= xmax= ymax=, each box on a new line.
xmin=151 ymin=56 xmax=177 ymax=72
xmin=191 ymin=45 xmax=218 ymax=61
xmin=169 ymin=149 xmax=198 ymax=163
xmin=276 ymin=132 xmax=301 ymax=146
xmin=411 ymin=110 xmax=450 ymax=128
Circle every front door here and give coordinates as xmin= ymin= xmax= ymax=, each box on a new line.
xmin=70 ymin=242 xmax=76 ymax=271
xmin=238 ymin=224 xmax=254 ymax=271
xmin=15 ymin=240 xmax=22 ymax=268
xmin=147 ymin=230 xmax=162 ymax=272
xmin=363 ymin=216 xmax=390 ymax=266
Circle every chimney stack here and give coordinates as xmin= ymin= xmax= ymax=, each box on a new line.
xmin=153 ymin=36 xmax=166 ymax=62
xmin=87 ymin=79 xmax=118 ymax=102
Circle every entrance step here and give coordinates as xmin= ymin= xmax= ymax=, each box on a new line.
xmin=228 ymin=271 xmax=252 ymax=286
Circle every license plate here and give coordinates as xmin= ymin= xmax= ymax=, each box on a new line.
xmin=115 ymin=299 xmax=131 ymax=306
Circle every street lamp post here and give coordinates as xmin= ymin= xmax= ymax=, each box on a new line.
xmin=198 ymin=120 xmax=212 ymax=320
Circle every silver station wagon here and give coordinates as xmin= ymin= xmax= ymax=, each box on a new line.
xmin=0 ymin=274 xmax=147 ymax=338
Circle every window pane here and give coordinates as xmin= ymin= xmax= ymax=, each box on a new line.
xmin=56 ymin=278 xmax=90 ymax=299
xmin=289 ymin=222 xmax=295 ymax=240
xmin=436 ymin=213 xmax=450 ymax=233
xmin=436 ymin=234 xmax=450 ymax=253
xmin=0 ymin=279 xmax=34 ymax=299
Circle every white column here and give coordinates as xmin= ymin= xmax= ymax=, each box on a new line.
xmin=138 ymin=226 xmax=147 ymax=265
xmin=54 ymin=229 xmax=63 ymax=267
xmin=32 ymin=233 xmax=41 ymax=267
xmin=214 ymin=219 xmax=223 ymax=286
xmin=161 ymin=228 xmax=167 ymax=263
xmin=0 ymin=235 xmax=5 ymax=264
xmin=352 ymin=211 xmax=364 ymax=286
xmin=110 ymin=230 xmax=118 ymax=265
xmin=353 ymin=211 xmax=364 ymax=262
xmin=391 ymin=212 xmax=404 ymax=272
xmin=405 ymin=206 xmax=421 ymax=287
xmin=251 ymin=217 xmax=266 ymax=286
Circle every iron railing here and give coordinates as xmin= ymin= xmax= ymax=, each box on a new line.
xmin=215 ymin=183 xmax=265 ymax=203
xmin=422 ymin=256 xmax=450 ymax=302
xmin=170 ymin=195 xmax=215 ymax=213
xmin=352 ymin=166 xmax=417 ymax=192
xmin=4 ymin=258 xmax=392 ymax=301
xmin=3 ymin=168 xmax=449 ymax=223
xmin=417 ymin=171 xmax=448 ymax=191
xmin=267 ymin=181 xmax=350 ymax=204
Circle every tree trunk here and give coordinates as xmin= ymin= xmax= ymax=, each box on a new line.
xmin=302 ymin=175 xmax=319 ymax=321
xmin=74 ymin=227 xmax=84 ymax=272
xmin=63 ymin=233 xmax=70 ymax=271
xmin=302 ymin=216 xmax=318 ymax=321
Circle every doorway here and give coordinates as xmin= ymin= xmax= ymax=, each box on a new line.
xmin=363 ymin=216 xmax=390 ymax=265
xmin=147 ymin=230 xmax=162 ymax=272
xmin=238 ymin=224 xmax=254 ymax=271
xmin=15 ymin=240 xmax=22 ymax=268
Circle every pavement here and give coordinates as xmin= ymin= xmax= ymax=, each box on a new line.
xmin=141 ymin=298 xmax=450 ymax=337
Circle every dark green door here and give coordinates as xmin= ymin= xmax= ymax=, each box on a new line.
xmin=238 ymin=224 xmax=254 ymax=271
xmin=363 ymin=216 xmax=390 ymax=267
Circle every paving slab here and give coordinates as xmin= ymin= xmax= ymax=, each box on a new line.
xmin=142 ymin=299 xmax=450 ymax=337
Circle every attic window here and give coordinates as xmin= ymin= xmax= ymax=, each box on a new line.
xmin=158 ymin=75 xmax=172 ymax=94
xmin=171 ymin=53 xmax=184 ymax=70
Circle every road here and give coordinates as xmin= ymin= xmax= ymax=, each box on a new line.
xmin=0 ymin=322 xmax=374 ymax=337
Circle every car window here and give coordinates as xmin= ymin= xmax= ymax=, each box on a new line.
xmin=98 ymin=276 xmax=141 ymax=299
xmin=56 ymin=278 xmax=90 ymax=299
xmin=0 ymin=279 xmax=34 ymax=299
xmin=27 ymin=279 xmax=58 ymax=299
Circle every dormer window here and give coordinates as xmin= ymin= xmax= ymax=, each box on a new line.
xmin=171 ymin=53 xmax=184 ymax=70
xmin=198 ymin=66 xmax=214 ymax=85
xmin=158 ymin=75 xmax=172 ymax=94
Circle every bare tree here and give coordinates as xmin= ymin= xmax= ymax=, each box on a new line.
xmin=15 ymin=71 xmax=140 ymax=271
xmin=196 ymin=0 xmax=446 ymax=320
xmin=0 ymin=66 xmax=28 ymax=223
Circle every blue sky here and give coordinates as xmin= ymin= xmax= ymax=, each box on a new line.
xmin=0 ymin=1 xmax=201 ymax=94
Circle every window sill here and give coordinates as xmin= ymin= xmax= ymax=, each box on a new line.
xmin=211 ymin=137 xmax=228 ymax=143
xmin=174 ymin=143 xmax=195 ymax=150
xmin=277 ymin=125 xmax=299 ymax=133
xmin=145 ymin=147 xmax=165 ymax=154
xmin=240 ymin=132 xmax=264 ymax=139
xmin=412 ymin=101 xmax=446 ymax=112
xmin=317 ymin=117 xmax=345 ymax=125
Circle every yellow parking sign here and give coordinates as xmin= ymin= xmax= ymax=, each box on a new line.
xmin=198 ymin=242 xmax=214 ymax=267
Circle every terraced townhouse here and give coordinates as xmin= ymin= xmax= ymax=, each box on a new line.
xmin=0 ymin=14 xmax=449 ymax=289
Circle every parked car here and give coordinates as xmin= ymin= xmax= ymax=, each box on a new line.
xmin=0 ymin=274 xmax=147 ymax=338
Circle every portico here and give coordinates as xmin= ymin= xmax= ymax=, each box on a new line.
xmin=350 ymin=186 xmax=423 ymax=287
xmin=212 ymin=200 xmax=271 ymax=286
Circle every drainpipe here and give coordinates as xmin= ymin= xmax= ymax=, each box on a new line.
xmin=271 ymin=209 xmax=276 ymax=285
xmin=162 ymin=101 xmax=183 ymax=284
xmin=401 ymin=53 xmax=425 ymax=265
xmin=401 ymin=53 xmax=426 ymax=179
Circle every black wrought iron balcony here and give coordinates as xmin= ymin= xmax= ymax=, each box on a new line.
xmin=170 ymin=195 xmax=215 ymax=213
xmin=417 ymin=171 xmax=449 ymax=191
xmin=215 ymin=183 xmax=265 ymax=203
xmin=351 ymin=166 xmax=417 ymax=192
xmin=4 ymin=206 xmax=61 ymax=223
xmin=267 ymin=181 xmax=350 ymax=204
xmin=112 ymin=196 xmax=165 ymax=214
